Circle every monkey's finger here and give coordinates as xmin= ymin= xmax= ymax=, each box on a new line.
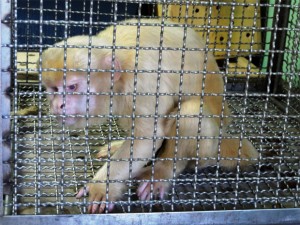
xmin=141 ymin=189 xmax=150 ymax=201
xmin=97 ymin=201 xmax=115 ymax=213
xmin=88 ymin=203 xmax=93 ymax=213
xmin=99 ymin=202 xmax=106 ymax=213
xmin=96 ymin=150 xmax=108 ymax=158
xmin=137 ymin=182 xmax=148 ymax=197
xmin=159 ymin=186 xmax=165 ymax=199
xmin=89 ymin=204 xmax=99 ymax=214
xmin=89 ymin=197 xmax=102 ymax=214
xmin=76 ymin=186 xmax=90 ymax=199
xmin=108 ymin=203 xmax=115 ymax=212
xmin=138 ymin=183 xmax=152 ymax=201
xmin=91 ymin=203 xmax=100 ymax=214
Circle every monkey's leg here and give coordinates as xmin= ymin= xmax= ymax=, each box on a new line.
xmin=77 ymin=137 xmax=164 ymax=213
xmin=137 ymin=127 xmax=186 ymax=200
xmin=137 ymin=99 xmax=259 ymax=200
xmin=137 ymin=99 xmax=220 ymax=200
xmin=218 ymin=136 xmax=259 ymax=169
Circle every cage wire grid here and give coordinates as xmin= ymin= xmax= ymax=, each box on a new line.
xmin=6 ymin=85 xmax=300 ymax=214
xmin=1 ymin=0 xmax=300 ymax=224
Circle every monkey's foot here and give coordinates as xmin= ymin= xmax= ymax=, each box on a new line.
xmin=137 ymin=180 xmax=170 ymax=201
xmin=137 ymin=166 xmax=171 ymax=201
xmin=76 ymin=182 xmax=121 ymax=213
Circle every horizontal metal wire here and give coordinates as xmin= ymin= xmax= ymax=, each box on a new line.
xmin=4 ymin=82 xmax=299 ymax=214
xmin=2 ymin=0 xmax=299 ymax=219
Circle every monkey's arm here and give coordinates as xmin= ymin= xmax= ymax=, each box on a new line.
xmin=137 ymin=99 xmax=219 ymax=200
xmin=96 ymin=140 xmax=125 ymax=158
xmin=76 ymin=138 xmax=163 ymax=213
xmin=137 ymin=99 xmax=258 ymax=201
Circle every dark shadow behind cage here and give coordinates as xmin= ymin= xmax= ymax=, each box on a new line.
xmin=1 ymin=0 xmax=300 ymax=224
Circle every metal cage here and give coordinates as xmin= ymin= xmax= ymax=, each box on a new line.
xmin=1 ymin=0 xmax=300 ymax=224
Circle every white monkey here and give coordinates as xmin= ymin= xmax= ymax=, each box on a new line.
xmin=41 ymin=19 xmax=258 ymax=213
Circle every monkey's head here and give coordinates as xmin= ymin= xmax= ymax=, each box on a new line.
xmin=40 ymin=36 xmax=122 ymax=128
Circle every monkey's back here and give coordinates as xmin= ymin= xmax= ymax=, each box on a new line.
xmin=97 ymin=19 xmax=217 ymax=99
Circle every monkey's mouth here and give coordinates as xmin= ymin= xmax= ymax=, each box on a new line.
xmin=55 ymin=115 xmax=91 ymax=129
xmin=55 ymin=116 xmax=78 ymax=126
xmin=54 ymin=113 xmax=104 ymax=128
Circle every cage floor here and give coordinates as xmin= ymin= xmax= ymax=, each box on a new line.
xmin=5 ymin=82 xmax=300 ymax=215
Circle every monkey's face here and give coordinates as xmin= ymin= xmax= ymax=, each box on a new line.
xmin=42 ymin=72 xmax=111 ymax=128
xmin=40 ymin=44 xmax=114 ymax=128
xmin=40 ymin=40 xmax=121 ymax=128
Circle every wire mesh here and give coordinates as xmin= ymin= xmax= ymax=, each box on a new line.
xmin=4 ymin=83 xmax=299 ymax=214
xmin=1 ymin=0 xmax=300 ymax=220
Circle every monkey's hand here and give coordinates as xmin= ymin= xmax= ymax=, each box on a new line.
xmin=76 ymin=182 xmax=123 ymax=213
xmin=96 ymin=141 xmax=124 ymax=158
xmin=96 ymin=146 xmax=118 ymax=158
xmin=137 ymin=163 xmax=172 ymax=201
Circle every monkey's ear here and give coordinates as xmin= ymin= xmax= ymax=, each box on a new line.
xmin=103 ymin=55 xmax=122 ymax=81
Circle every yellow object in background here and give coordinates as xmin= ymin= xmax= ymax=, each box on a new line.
xmin=158 ymin=0 xmax=262 ymax=59
xmin=228 ymin=57 xmax=260 ymax=77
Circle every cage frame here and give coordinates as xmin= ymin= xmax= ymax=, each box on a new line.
xmin=0 ymin=208 xmax=300 ymax=225
xmin=1 ymin=0 xmax=300 ymax=224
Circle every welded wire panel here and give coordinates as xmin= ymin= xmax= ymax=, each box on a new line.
xmin=1 ymin=0 xmax=300 ymax=223
xmin=9 ymin=83 xmax=127 ymax=214
xmin=5 ymin=84 xmax=299 ymax=214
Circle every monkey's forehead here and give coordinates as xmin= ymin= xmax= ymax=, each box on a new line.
xmin=42 ymin=47 xmax=98 ymax=69
xmin=41 ymin=71 xmax=87 ymax=86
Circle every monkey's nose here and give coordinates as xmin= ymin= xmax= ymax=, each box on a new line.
xmin=60 ymin=104 xmax=65 ymax=109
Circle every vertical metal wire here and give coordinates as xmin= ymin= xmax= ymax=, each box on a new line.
xmin=126 ymin=3 xmax=143 ymax=213
xmin=110 ymin=1 xmax=115 ymax=24
xmin=192 ymin=0 xmax=213 ymax=211
xmin=217 ymin=0 xmax=235 ymax=211
xmin=189 ymin=3 xmax=199 ymax=212
xmin=105 ymin=1 xmax=119 ymax=213
xmin=146 ymin=11 xmax=167 ymax=212
xmin=234 ymin=0 xmax=248 ymax=209
xmin=80 ymin=0 xmax=94 ymax=214
xmin=34 ymin=0 xmax=46 ymax=214
xmin=242 ymin=0 xmax=260 ymax=209
xmin=12 ymin=0 xmax=19 ymax=215
xmin=0 ymin=0 xmax=12 ymax=215
xmin=124 ymin=2 xmax=128 ymax=19
xmin=258 ymin=0 xmax=282 ymax=209
xmin=54 ymin=0 xmax=59 ymax=43
xmin=81 ymin=0 xmax=87 ymax=35
xmin=96 ymin=1 xmax=101 ymax=28
xmin=3 ymin=0 xmax=300 ymax=218
xmin=58 ymin=0 xmax=70 ymax=214
xmin=212 ymin=2 xmax=221 ymax=56
xmin=25 ymin=0 xmax=30 ymax=83
xmin=271 ymin=1 xmax=291 ymax=94
xmin=286 ymin=4 xmax=300 ymax=206
xmin=170 ymin=1 xmax=190 ymax=212
xmin=48 ymin=112 xmax=61 ymax=214
xmin=275 ymin=14 xmax=288 ymax=208
xmin=150 ymin=3 xmax=156 ymax=18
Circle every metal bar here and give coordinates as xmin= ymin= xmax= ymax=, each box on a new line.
xmin=270 ymin=0 xmax=291 ymax=93
xmin=2 ymin=0 xmax=300 ymax=223
xmin=1 ymin=0 xmax=12 ymax=216
xmin=1 ymin=209 xmax=300 ymax=225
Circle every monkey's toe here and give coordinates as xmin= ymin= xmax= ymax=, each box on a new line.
xmin=137 ymin=181 xmax=167 ymax=201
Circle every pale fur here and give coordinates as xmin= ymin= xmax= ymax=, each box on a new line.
xmin=41 ymin=19 xmax=259 ymax=213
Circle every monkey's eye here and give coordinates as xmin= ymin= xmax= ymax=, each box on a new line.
xmin=67 ymin=84 xmax=77 ymax=92
xmin=51 ymin=87 xmax=58 ymax=92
